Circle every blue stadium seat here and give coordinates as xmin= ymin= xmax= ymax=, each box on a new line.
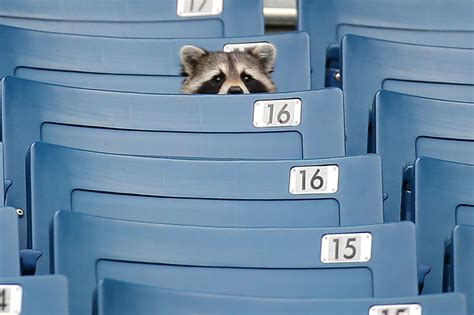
xmin=374 ymin=91 xmax=474 ymax=222
xmin=0 ymin=0 xmax=264 ymax=37
xmin=297 ymin=0 xmax=474 ymax=89
xmin=413 ymin=158 xmax=474 ymax=294
xmin=0 ymin=207 xmax=20 ymax=277
xmin=342 ymin=35 xmax=474 ymax=155
xmin=29 ymin=142 xmax=383 ymax=274
xmin=53 ymin=211 xmax=417 ymax=315
xmin=98 ymin=279 xmax=467 ymax=315
xmin=0 ymin=275 xmax=68 ymax=315
xmin=452 ymin=225 xmax=474 ymax=315
xmin=0 ymin=206 xmax=41 ymax=276
xmin=3 ymin=77 xmax=345 ymax=248
xmin=0 ymin=25 xmax=310 ymax=94
xmin=0 ymin=143 xmax=4 ymax=206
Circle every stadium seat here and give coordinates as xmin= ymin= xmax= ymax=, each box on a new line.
xmin=53 ymin=211 xmax=417 ymax=315
xmin=3 ymin=77 xmax=345 ymax=247
xmin=297 ymin=0 xmax=474 ymax=89
xmin=0 ymin=275 xmax=68 ymax=315
xmin=0 ymin=207 xmax=20 ymax=277
xmin=452 ymin=225 xmax=474 ymax=315
xmin=342 ymin=35 xmax=474 ymax=155
xmin=374 ymin=91 xmax=474 ymax=222
xmin=0 ymin=206 xmax=41 ymax=276
xmin=29 ymin=142 xmax=383 ymax=274
xmin=98 ymin=279 xmax=467 ymax=315
xmin=0 ymin=143 xmax=4 ymax=206
xmin=413 ymin=158 xmax=474 ymax=294
xmin=0 ymin=0 xmax=264 ymax=37
xmin=0 ymin=25 xmax=310 ymax=94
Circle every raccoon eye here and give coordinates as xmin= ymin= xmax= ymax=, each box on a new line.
xmin=212 ymin=74 xmax=223 ymax=83
xmin=242 ymin=73 xmax=253 ymax=82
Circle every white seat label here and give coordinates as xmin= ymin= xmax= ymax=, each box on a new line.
xmin=253 ymin=99 xmax=301 ymax=128
xmin=321 ymin=233 xmax=372 ymax=263
xmin=369 ymin=304 xmax=422 ymax=315
xmin=289 ymin=166 xmax=339 ymax=195
xmin=0 ymin=285 xmax=22 ymax=314
xmin=177 ymin=0 xmax=223 ymax=17
xmin=223 ymin=42 xmax=269 ymax=53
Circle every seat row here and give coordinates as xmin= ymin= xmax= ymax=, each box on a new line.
xmin=2 ymin=201 xmax=474 ymax=315
xmin=0 ymin=205 xmax=465 ymax=315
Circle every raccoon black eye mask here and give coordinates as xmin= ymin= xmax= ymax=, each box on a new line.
xmin=180 ymin=43 xmax=277 ymax=94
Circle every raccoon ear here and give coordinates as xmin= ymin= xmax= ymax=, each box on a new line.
xmin=250 ymin=43 xmax=277 ymax=73
xmin=180 ymin=45 xmax=208 ymax=74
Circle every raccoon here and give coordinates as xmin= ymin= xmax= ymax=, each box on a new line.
xmin=180 ymin=43 xmax=277 ymax=94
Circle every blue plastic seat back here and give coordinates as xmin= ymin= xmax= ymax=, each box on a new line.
xmin=53 ymin=211 xmax=417 ymax=315
xmin=0 ymin=25 xmax=310 ymax=94
xmin=453 ymin=225 xmax=474 ymax=315
xmin=98 ymin=279 xmax=467 ymax=315
xmin=0 ymin=207 xmax=20 ymax=277
xmin=29 ymin=142 xmax=383 ymax=274
xmin=0 ymin=0 xmax=264 ymax=37
xmin=342 ymin=35 xmax=474 ymax=155
xmin=3 ymin=78 xmax=345 ymax=248
xmin=0 ymin=275 xmax=68 ymax=315
xmin=415 ymin=158 xmax=474 ymax=294
xmin=0 ymin=143 xmax=4 ymax=206
xmin=297 ymin=0 xmax=474 ymax=89
xmin=375 ymin=91 xmax=474 ymax=222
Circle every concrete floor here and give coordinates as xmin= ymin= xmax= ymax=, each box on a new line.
xmin=264 ymin=0 xmax=297 ymax=32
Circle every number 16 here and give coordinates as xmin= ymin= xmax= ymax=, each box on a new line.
xmin=267 ymin=103 xmax=291 ymax=125
xmin=300 ymin=169 xmax=324 ymax=191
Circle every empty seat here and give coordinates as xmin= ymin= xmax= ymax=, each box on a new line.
xmin=29 ymin=142 xmax=383 ymax=274
xmin=3 ymin=77 xmax=345 ymax=247
xmin=342 ymin=35 xmax=474 ymax=155
xmin=452 ymin=225 xmax=474 ymax=315
xmin=413 ymin=158 xmax=474 ymax=294
xmin=98 ymin=279 xmax=467 ymax=315
xmin=53 ymin=211 xmax=417 ymax=315
xmin=374 ymin=91 xmax=474 ymax=222
xmin=0 ymin=275 xmax=68 ymax=315
xmin=297 ymin=0 xmax=474 ymax=88
xmin=0 ymin=25 xmax=310 ymax=94
xmin=0 ymin=0 xmax=264 ymax=37
xmin=0 ymin=207 xmax=20 ymax=277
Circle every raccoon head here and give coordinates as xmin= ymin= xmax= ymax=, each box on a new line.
xmin=180 ymin=43 xmax=277 ymax=94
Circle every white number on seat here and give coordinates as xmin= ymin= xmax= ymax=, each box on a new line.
xmin=177 ymin=0 xmax=223 ymax=17
xmin=0 ymin=285 xmax=22 ymax=314
xmin=289 ymin=166 xmax=339 ymax=195
xmin=369 ymin=304 xmax=422 ymax=315
xmin=253 ymin=99 xmax=301 ymax=127
xmin=321 ymin=233 xmax=372 ymax=263
xmin=223 ymin=42 xmax=269 ymax=53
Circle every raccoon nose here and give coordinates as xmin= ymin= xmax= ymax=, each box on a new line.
xmin=227 ymin=86 xmax=244 ymax=94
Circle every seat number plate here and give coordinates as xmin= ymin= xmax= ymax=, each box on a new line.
xmin=223 ymin=42 xmax=269 ymax=53
xmin=321 ymin=233 xmax=372 ymax=263
xmin=0 ymin=285 xmax=22 ymax=314
xmin=177 ymin=0 xmax=223 ymax=17
xmin=369 ymin=304 xmax=422 ymax=315
xmin=253 ymin=99 xmax=301 ymax=128
xmin=289 ymin=166 xmax=339 ymax=195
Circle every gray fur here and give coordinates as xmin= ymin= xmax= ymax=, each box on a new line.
xmin=180 ymin=44 xmax=277 ymax=94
